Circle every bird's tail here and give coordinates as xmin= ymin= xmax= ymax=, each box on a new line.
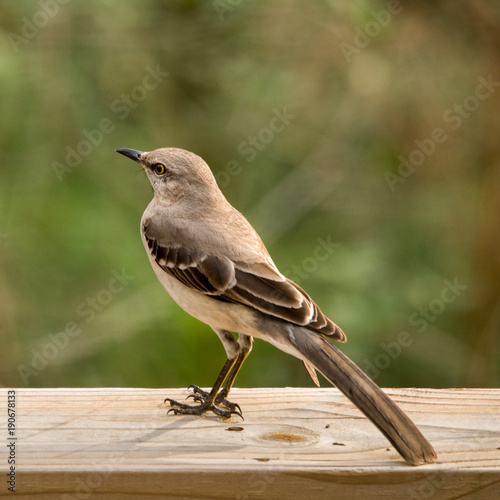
xmin=281 ymin=326 xmax=437 ymax=465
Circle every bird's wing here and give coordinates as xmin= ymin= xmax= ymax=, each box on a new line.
xmin=143 ymin=215 xmax=345 ymax=340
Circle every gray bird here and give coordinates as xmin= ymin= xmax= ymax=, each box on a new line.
xmin=116 ymin=147 xmax=437 ymax=466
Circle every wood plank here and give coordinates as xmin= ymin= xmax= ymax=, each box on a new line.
xmin=1 ymin=388 xmax=499 ymax=499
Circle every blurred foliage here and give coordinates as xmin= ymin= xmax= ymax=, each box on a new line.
xmin=1 ymin=0 xmax=499 ymax=391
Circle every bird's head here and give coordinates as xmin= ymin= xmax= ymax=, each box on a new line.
xmin=115 ymin=147 xmax=223 ymax=208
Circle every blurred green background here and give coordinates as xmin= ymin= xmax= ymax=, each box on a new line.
xmin=1 ymin=1 xmax=499 ymax=391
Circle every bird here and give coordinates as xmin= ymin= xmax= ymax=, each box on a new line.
xmin=115 ymin=146 xmax=437 ymax=466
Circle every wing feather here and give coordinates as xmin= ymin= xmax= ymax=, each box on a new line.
xmin=143 ymin=218 xmax=345 ymax=340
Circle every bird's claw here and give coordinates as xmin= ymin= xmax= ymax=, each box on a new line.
xmin=164 ymin=386 xmax=243 ymax=420
xmin=187 ymin=385 xmax=242 ymax=414
xmin=165 ymin=398 xmax=243 ymax=419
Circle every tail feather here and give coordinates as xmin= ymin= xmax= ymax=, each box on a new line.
xmin=291 ymin=328 xmax=437 ymax=465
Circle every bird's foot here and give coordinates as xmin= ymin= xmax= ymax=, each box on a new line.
xmin=164 ymin=385 xmax=243 ymax=419
xmin=188 ymin=385 xmax=242 ymax=413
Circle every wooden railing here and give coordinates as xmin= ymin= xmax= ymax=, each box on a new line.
xmin=2 ymin=387 xmax=499 ymax=498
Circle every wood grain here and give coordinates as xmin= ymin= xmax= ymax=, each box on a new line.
xmin=1 ymin=388 xmax=499 ymax=499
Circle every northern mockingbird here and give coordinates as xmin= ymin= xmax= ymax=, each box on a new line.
xmin=116 ymin=147 xmax=437 ymax=465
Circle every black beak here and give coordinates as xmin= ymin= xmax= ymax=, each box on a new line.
xmin=115 ymin=148 xmax=145 ymax=163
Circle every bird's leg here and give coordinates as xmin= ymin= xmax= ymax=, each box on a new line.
xmin=164 ymin=330 xmax=247 ymax=419
xmin=188 ymin=351 xmax=246 ymax=413
xmin=191 ymin=334 xmax=252 ymax=411
xmin=164 ymin=356 xmax=242 ymax=418
xmin=214 ymin=334 xmax=253 ymax=408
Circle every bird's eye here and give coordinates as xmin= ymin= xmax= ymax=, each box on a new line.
xmin=153 ymin=163 xmax=166 ymax=175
